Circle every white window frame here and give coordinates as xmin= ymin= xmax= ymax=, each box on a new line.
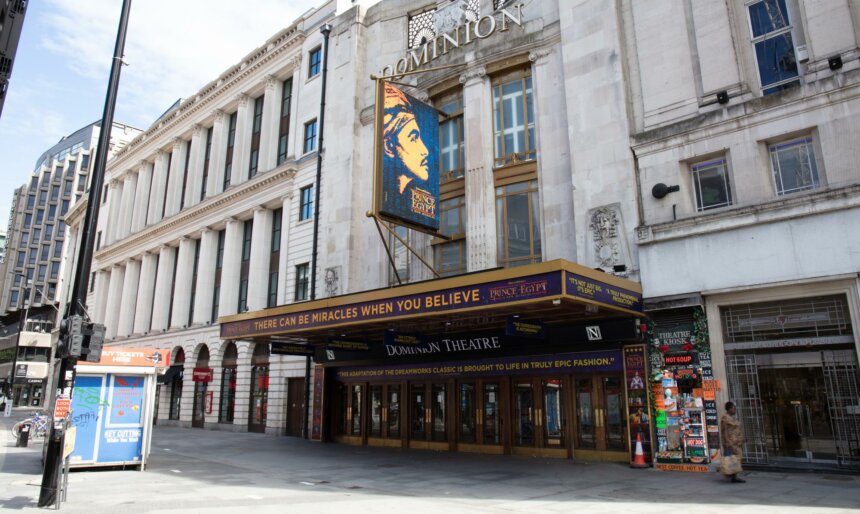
xmin=746 ymin=0 xmax=800 ymax=94
xmin=690 ymin=157 xmax=733 ymax=212
xmin=768 ymin=136 xmax=821 ymax=196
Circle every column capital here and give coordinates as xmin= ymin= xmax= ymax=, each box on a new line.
xmin=156 ymin=149 xmax=168 ymax=160
xmin=125 ymin=257 xmax=136 ymax=265
xmin=265 ymin=74 xmax=278 ymax=91
xmin=171 ymin=137 xmax=183 ymax=150
xmin=212 ymin=109 xmax=225 ymax=122
xmin=200 ymin=227 xmax=213 ymax=235
xmin=109 ymin=178 xmax=121 ymax=188
xmin=224 ymin=216 xmax=239 ymax=224
xmin=528 ymin=46 xmax=555 ymax=64
xmin=282 ymin=192 xmax=295 ymax=202
xmin=138 ymin=159 xmax=150 ymax=169
xmin=253 ymin=205 xmax=268 ymax=214
xmin=459 ymin=66 xmax=486 ymax=85
xmin=289 ymin=54 xmax=302 ymax=70
xmin=191 ymin=124 xmax=203 ymax=137
xmin=124 ymin=169 xmax=137 ymax=179
xmin=234 ymin=93 xmax=250 ymax=107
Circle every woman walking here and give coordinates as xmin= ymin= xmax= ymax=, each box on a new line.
xmin=720 ymin=401 xmax=746 ymax=483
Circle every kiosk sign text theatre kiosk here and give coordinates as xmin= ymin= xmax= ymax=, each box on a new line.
xmin=220 ymin=260 xmax=653 ymax=463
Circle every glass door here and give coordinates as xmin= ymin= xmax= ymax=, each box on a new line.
xmin=513 ymin=377 xmax=567 ymax=455
xmin=457 ymin=380 xmax=502 ymax=447
xmin=573 ymin=375 xmax=627 ymax=456
xmin=366 ymin=383 xmax=403 ymax=444
xmin=409 ymin=382 xmax=449 ymax=446
xmin=192 ymin=381 xmax=207 ymax=428
xmin=514 ymin=381 xmax=534 ymax=447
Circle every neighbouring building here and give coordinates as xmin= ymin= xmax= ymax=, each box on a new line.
xmin=0 ymin=120 xmax=140 ymax=404
xmin=0 ymin=0 xmax=28 ymax=119
xmin=86 ymin=0 xmax=860 ymax=473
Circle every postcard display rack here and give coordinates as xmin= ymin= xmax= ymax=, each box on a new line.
xmin=623 ymin=345 xmax=653 ymax=465
xmin=651 ymin=350 xmax=721 ymax=472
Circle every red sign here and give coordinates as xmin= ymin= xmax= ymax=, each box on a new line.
xmin=54 ymin=395 xmax=71 ymax=420
xmin=192 ymin=368 xmax=213 ymax=382
xmin=664 ymin=354 xmax=694 ymax=365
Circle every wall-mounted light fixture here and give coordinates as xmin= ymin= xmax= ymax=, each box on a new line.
xmin=651 ymin=183 xmax=680 ymax=199
xmin=829 ymin=55 xmax=843 ymax=71
xmin=716 ymin=90 xmax=729 ymax=104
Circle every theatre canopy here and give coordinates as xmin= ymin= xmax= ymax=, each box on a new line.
xmin=219 ymin=260 xmax=643 ymax=347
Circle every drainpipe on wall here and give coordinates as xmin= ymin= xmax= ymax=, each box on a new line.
xmin=304 ymin=21 xmax=332 ymax=439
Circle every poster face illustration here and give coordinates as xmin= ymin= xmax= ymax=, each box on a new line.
xmin=378 ymin=82 xmax=440 ymax=232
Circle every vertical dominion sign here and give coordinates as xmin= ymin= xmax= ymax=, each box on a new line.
xmin=376 ymin=82 xmax=440 ymax=232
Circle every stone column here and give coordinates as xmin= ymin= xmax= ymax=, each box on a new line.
xmin=186 ymin=124 xmax=205 ymax=208
xmin=148 ymin=151 xmax=169 ymax=225
xmin=259 ymin=75 xmax=281 ymax=172
xmin=192 ymin=228 xmax=218 ymax=326
xmin=276 ymin=194 xmax=293 ymax=305
xmin=460 ymin=67 xmax=497 ymax=271
xmin=104 ymin=180 xmax=123 ymax=246
xmin=208 ymin=110 xmax=227 ymax=197
xmin=180 ymin=356 xmax=195 ymax=427
xmin=218 ymin=218 xmax=243 ymax=317
xmin=103 ymin=264 xmax=125 ymax=340
xmin=231 ymin=94 xmax=253 ymax=186
xmin=170 ymin=237 xmax=196 ymax=329
xmin=116 ymin=258 xmax=140 ymax=337
xmin=150 ymin=245 xmax=176 ymax=332
xmin=164 ymin=138 xmax=186 ymax=217
xmin=131 ymin=160 xmax=153 ymax=232
xmin=247 ymin=207 xmax=273 ymax=311
xmin=118 ymin=170 xmax=137 ymax=240
xmin=233 ymin=341 xmax=252 ymax=432
xmin=133 ymin=252 xmax=158 ymax=335
xmin=530 ymin=47 xmax=576 ymax=262
xmin=93 ymin=270 xmax=110 ymax=324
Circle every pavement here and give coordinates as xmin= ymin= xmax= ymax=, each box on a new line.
xmin=0 ymin=410 xmax=858 ymax=513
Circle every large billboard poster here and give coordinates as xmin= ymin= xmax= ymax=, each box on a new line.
xmin=376 ymin=81 xmax=440 ymax=232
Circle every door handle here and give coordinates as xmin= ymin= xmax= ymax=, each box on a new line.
xmin=793 ymin=404 xmax=805 ymax=437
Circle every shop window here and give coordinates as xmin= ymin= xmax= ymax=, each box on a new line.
xmin=748 ymin=0 xmax=799 ymax=95
xmin=169 ymin=349 xmax=185 ymax=421
xmin=495 ymin=180 xmax=541 ymax=267
xmin=691 ymin=157 xmax=733 ymax=211
xmin=769 ymin=137 xmax=820 ymax=195
xmin=434 ymin=196 xmax=466 ymax=276
xmin=249 ymin=344 xmax=270 ymax=433
xmin=438 ymin=92 xmax=464 ymax=182
xmin=492 ymin=70 xmax=536 ymax=167
xmin=219 ymin=343 xmax=238 ymax=424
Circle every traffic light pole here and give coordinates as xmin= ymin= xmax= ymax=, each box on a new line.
xmin=37 ymin=0 xmax=132 ymax=506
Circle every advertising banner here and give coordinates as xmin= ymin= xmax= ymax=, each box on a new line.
xmin=375 ymin=82 xmax=440 ymax=232
xmin=335 ymin=349 xmax=622 ymax=382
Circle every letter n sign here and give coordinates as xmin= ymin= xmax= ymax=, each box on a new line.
xmin=586 ymin=326 xmax=602 ymax=341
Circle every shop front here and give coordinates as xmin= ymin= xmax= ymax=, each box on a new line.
xmin=220 ymin=260 xmax=651 ymax=463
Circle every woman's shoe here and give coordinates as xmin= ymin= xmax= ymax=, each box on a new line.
xmin=731 ymin=476 xmax=746 ymax=483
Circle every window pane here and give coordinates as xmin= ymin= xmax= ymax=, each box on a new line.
xmin=771 ymin=138 xmax=819 ymax=195
xmin=506 ymin=193 xmax=530 ymax=259
xmin=754 ymin=34 xmax=798 ymax=88
xmin=692 ymin=159 xmax=732 ymax=211
xmin=748 ymin=0 xmax=789 ymax=38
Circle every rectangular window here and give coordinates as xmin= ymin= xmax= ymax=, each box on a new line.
xmin=241 ymin=219 xmax=253 ymax=261
xmin=267 ymin=208 xmax=282 ymax=308
xmin=77 ymin=174 xmax=87 ymax=192
xmin=389 ymin=225 xmax=409 ymax=285
xmin=303 ymin=119 xmax=317 ymax=154
xmin=90 ymin=272 xmax=96 ymax=293
xmin=277 ymin=78 xmax=293 ymax=165
xmin=40 ymin=245 xmax=49 ymax=262
xmin=294 ymin=263 xmax=309 ymax=301
xmin=35 ymin=209 xmax=44 ymax=225
xmin=44 ymin=225 xmax=53 ymax=241
xmin=81 ymin=154 xmax=90 ymax=170
xmin=180 ymin=140 xmax=191 ymax=210
xmin=162 ymin=152 xmax=172 ymax=218
xmin=47 ymin=205 xmax=56 ymax=221
xmin=438 ymin=93 xmax=465 ymax=181
xmin=249 ymin=96 xmax=264 ymax=178
xmin=102 ymin=185 xmax=109 ymax=204
xmin=9 ymin=290 xmax=19 ymax=307
xmin=63 ymin=180 xmax=72 ymax=196
xmin=53 ymin=242 xmax=62 ymax=258
xmin=769 ymin=137 xmax=820 ymax=195
xmin=496 ymin=180 xmax=542 ymax=267
xmin=27 ymin=195 xmax=35 ymax=209
xmin=435 ymin=196 xmax=467 ymax=276
xmin=20 ymin=232 xmax=28 ymax=247
xmin=167 ymin=248 xmax=179 ymax=328
xmin=38 ymin=264 xmax=47 ymax=282
xmin=38 ymin=190 xmax=47 ymax=206
xmin=42 ymin=171 xmax=51 ymax=186
xmin=32 ymin=228 xmax=41 ymax=244
xmin=308 ymin=46 xmax=322 ymax=78
xmin=238 ymin=219 xmax=252 ymax=313
xmin=691 ymin=158 xmax=733 ymax=211
xmin=189 ymin=239 xmax=200 ymax=327
xmin=50 ymin=185 xmax=59 ymax=201
xmin=23 ymin=213 xmax=31 ymax=228
xmin=61 ymin=200 xmax=69 ymax=215
xmin=201 ymin=127 xmax=213 ymax=201
xmin=492 ymin=71 xmax=536 ymax=167
xmin=224 ymin=112 xmax=238 ymax=190
xmin=212 ymin=230 xmax=225 ymax=323
xmin=748 ymin=0 xmax=799 ymax=95
xmin=50 ymin=261 xmax=60 ymax=280
xmin=300 ymin=185 xmax=313 ymax=221
xmin=16 ymin=251 xmax=25 ymax=268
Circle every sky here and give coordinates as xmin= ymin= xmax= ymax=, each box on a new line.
xmin=0 ymin=0 xmax=323 ymax=225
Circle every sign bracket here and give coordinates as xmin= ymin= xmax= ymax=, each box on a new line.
xmin=368 ymin=211 xmax=441 ymax=283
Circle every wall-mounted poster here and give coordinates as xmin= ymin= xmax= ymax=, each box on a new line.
xmin=374 ymin=81 xmax=440 ymax=233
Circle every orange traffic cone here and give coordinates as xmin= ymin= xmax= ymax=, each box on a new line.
xmin=631 ymin=432 xmax=648 ymax=468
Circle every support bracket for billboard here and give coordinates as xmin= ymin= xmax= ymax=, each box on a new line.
xmin=368 ymin=211 xmax=440 ymax=284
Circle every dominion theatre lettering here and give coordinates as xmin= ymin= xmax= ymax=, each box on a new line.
xmin=386 ymin=336 xmax=501 ymax=356
xmin=379 ymin=4 xmax=525 ymax=77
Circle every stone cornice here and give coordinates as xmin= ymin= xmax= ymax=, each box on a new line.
xmin=108 ymin=26 xmax=308 ymax=171
xmin=94 ymin=166 xmax=297 ymax=264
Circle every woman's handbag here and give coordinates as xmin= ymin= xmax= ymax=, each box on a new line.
xmin=719 ymin=454 xmax=743 ymax=475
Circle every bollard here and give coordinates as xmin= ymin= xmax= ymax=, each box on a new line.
xmin=17 ymin=422 xmax=30 ymax=447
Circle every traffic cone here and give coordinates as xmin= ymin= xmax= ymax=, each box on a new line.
xmin=631 ymin=432 xmax=648 ymax=468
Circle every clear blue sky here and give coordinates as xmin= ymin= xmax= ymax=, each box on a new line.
xmin=0 ymin=0 xmax=321 ymax=226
